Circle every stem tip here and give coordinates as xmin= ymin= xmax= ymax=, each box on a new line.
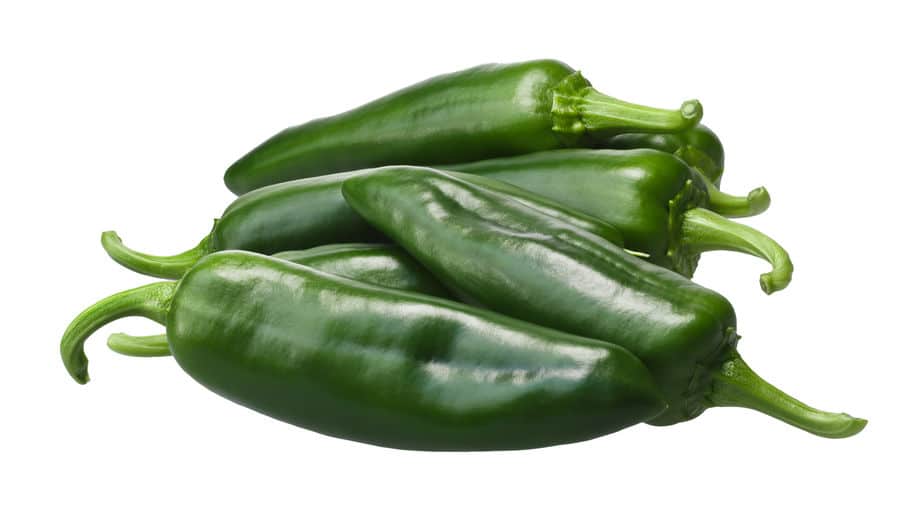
xmin=681 ymin=99 xmax=703 ymax=125
xmin=747 ymin=186 xmax=771 ymax=216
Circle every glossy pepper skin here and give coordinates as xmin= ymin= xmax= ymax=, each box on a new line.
xmin=106 ymin=243 xmax=454 ymax=355
xmin=103 ymin=149 xmax=781 ymax=289
xmin=342 ymin=167 xmax=865 ymax=437
xmin=445 ymin=148 xmax=789 ymax=293
xmin=272 ymin=243 xmax=450 ymax=298
xmin=603 ymin=124 xmax=725 ymax=185
xmin=60 ymin=252 xmax=666 ymax=451
xmin=101 ymin=170 xmax=625 ymax=279
xmin=224 ymin=59 xmax=702 ymax=194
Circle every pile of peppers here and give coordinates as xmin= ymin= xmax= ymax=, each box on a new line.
xmin=62 ymin=59 xmax=865 ymax=450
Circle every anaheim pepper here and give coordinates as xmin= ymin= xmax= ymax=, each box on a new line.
xmin=105 ymin=242 xmax=456 ymax=355
xmin=103 ymin=150 xmax=784 ymax=292
xmin=61 ymin=252 xmax=666 ymax=451
xmin=224 ymin=59 xmax=701 ymax=194
xmin=341 ymin=166 xmax=863 ymax=437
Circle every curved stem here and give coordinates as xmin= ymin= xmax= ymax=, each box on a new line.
xmin=707 ymin=353 xmax=867 ymax=438
xmin=101 ymin=229 xmax=213 ymax=280
xmin=108 ymin=333 xmax=171 ymax=357
xmin=681 ymin=208 xmax=793 ymax=294
xmin=579 ymin=92 xmax=703 ymax=134
xmin=692 ymin=170 xmax=771 ymax=218
xmin=61 ymin=282 xmax=176 ymax=384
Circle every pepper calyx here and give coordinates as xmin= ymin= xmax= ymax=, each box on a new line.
xmin=665 ymin=178 xmax=710 ymax=277
xmin=550 ymin=71 xmax=593 ymax=144
xmin=551 ymin=71 xmax=703 ymax=145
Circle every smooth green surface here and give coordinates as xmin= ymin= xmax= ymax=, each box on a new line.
xmin=273 ymin=243 xmax=452 ymax=298
xmin=224 ymin=59 xmax=701 ymax=194
xmin=342 ymin=167 xmax=862 ymax=435
xmin=61 ymin=252 xmax=665 ymax=451
xmin=604 ymin=124 xmax=725 ymax=184
xmin=107 ymin=243 xmax=455 ymax=355
xmin=102 ymin=169 xmax=625 ymax=279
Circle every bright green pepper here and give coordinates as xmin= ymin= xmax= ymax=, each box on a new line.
xmin=342 ymin=166 xmax=865 ymax=437
xmin=224 ymin=59 xmax=701 ymax=194
xmin=60 ymin=251 xmax=666 ymax=451
xmin=106 ymin=243 xmax=455 ymax=355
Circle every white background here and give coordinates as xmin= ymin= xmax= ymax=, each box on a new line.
xmin=2 ymin=1 xmax=920 ymax=517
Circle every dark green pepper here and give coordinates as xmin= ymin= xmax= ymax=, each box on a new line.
xmin=224 ymin=59 xmax=702 ymax=194
xmin=61 ymin=251 xmax=666 ymax=451
xmin=602 ymin=124 xmax=725 ymax=185
xmin=342 ymin=166 xmax=865 ymax=437
xmin=101 ymin=170 xmax=625 ymax=278
xmin=445 ymin=148 xmax=789 ymax=293
xmin=106 ymin=242 xmax=455 ymax=355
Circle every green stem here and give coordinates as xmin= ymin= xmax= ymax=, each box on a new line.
xmin=692 ymin=170 xmax=771 ymax=218
xmin=60 ymin=282 xmax=176 ymax=384
xmin=708 ymin=353 xmax=867 ymax=438
xmin=681 ymin=208 xmax=793 ymax=294
xmin=101 ymin=230 xmax=212 ymax=280
xmin=108 ymin=333 xmax=171 ymax=357
xmin=551 ymin=72 xmax=701 ymax=140
xmin=579 ymin=91 xmax=702 ymax=134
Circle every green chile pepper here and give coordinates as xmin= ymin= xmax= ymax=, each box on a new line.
xmin=602 ymin=124 xmax=725 ymax=185
xmin=445 ymin=148 xmax=789 ymax=293
xmin=342 ymin=167 xmax=865 ymax=438
xmin=224 ymin=59 xmax=702 ymax=194
xmin=104 ymin=150 xmax=781 ymax=290
xmin=60 ymin=251 xmax=666 ymax=451
xmin=106 ymin=243 xmax=454 ymax=355
xmin=101 ymin=170 xmax=625 ymax=279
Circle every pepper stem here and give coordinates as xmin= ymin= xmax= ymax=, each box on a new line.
xmin=101 ymin=229 xmax=212 ymax=280
xmin=61 ymin=282 xmax=176 ymax=384
xmin=580 ymin=91 xmax=703 ymax=134
xmin=681 ymin=208 xmax=793 ymax=294
xmin=708 ymin=353 xmax=867 ymax=438
xmin=692 ymin=170 xmax=771 ymax=218
xmin=108 ymin=333 xmax=171 ymax=357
